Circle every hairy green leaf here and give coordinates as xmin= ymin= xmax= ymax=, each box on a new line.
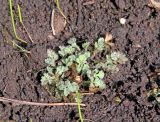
xmin=82 ymin=42 xmax=90 ymax=51
xmin=76 ymin=52 xmax=90 ymax=64
xmin=93 ymin=78 xmax=106 ymax=89
xmin=62 ymin=55 xmax=76 ymax=66
xmin=57 ymin=80 xmax=79 ymax=96
xmin=94 ymin=37 xmax=105 ymax=51
xmin=56 ymin=65 xmax=69 ymax=75
xmin=47 ymin=66 xmax=53 ymax=74
xmin=41 ymin=73 xmax=53 ymax=85
xmin=45 ymin=49 xmax=58 ymax=66
xmin=58 ymin=45 xmax=75 ymax=57
xmin=68 ymin=37 xmax=80 ymax=50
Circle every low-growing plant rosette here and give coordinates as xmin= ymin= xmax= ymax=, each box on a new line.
xmin=41 ymin=37 xmax=128 ymax=100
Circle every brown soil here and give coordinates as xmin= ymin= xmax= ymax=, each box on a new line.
xmin=0 ymin=0 xmax=160 ymax=122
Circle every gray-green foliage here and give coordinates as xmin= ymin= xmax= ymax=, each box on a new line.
xmin=56 ymin=80 xmax=79 ymax=97
xmin=41 ymin=73 xmax=53 ymax=85
xmin=58 ymin=38 xmax=80 ymax=57
xmin=95 ymin=51 xmax=128 ymax=72
xmin=41 ymin=37 xmax=128 ymax=99
xmin=94 ymin=37 xmax=105 ymax=51
xmin=88 ymin=69 xmax=106 ymax=89
xmin=76 ymin=52 xmax=90 ymax=73
xmin=45 ymin=49 xmax=58 ymax=67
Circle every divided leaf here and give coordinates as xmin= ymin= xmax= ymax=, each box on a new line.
xmin=58 ymin=45 xmax=75 ymax=57
xmin=105 ymin=52 xmax=128 ymax=72
xmin=68 ymin=37 xmax=80 ymax=51
xmin=89 ymin=70 xmax=106 ymax=89
xmin=57 ymin=80 xmax=79 ymax=96
xmin=62 ymin=55 xmax=76 ymax=66
xmin=110 ymin=52 xmax=128 ymax=64
xmin=93 ymin=78 xmax=106 ymax=89
xmin=41 ymin=73 xmax=53 ymax=86
xmin=76 ymin=52 xmax=90 ymax=73
xmin=47 ymin=66 xmax=53 ymax=74
xmin=56 ymin=65 xmax=69 ymax=75
xmin=45 ymin=49 xmax=58 ymax=66
xmin=94 ymin=37 xmax=105 ymax=51
xmin=76 ymin=52 xmax=90 ymax=64
xmin=82 ymin=42 xmax=90 ymax=51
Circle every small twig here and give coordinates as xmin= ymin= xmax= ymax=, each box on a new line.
xmin=80 ymin=92 xmax=94 ymax=95
xmin=0 ymin=97 xmax=86 ymax=106
xmin=83 ymin=0 xmax=95 ymax=6
xmin=79 ymin=119 xmax=95 ymax=122
xmin=72 ymin=92 xmax=94 ymax=96
xmin=51 ymin=9 xmax=56 ymax=35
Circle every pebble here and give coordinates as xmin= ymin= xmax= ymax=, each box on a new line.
xmin=119 ymin=18 xmax=126 ymax=25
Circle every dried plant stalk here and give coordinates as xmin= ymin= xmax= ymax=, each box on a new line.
xmin=51 ymin=9 xmax=56 ymax=35
xmin=0 ymin=97 xmax=86 ymax=106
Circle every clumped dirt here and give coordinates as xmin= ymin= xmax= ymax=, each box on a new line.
xmin=0 ymin=0 xmax=160 ymax=122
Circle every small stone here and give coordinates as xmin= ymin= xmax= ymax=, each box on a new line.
xmin=119 ymin=18 xmax=126 ymax=25
xmin=114 ymin=96 xmax=122 ymax=103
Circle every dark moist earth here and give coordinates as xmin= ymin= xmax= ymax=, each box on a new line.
xmin=0 ymin=0 xmax=160 ymax=122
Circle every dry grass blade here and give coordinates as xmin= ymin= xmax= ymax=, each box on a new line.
xmin=105 ymin=32 xmax=112 ymax=43
xmin=105 ymin=32 xmax=114 ymax=47
xmin=21 ymin=23 xmax=34 ymax=43
xmin=83 ymin=0 xmax=95 ymax=6
xmin=0 ymin=97 xmax=86 ymax=106
xmin=51 ymin=9 xmax=56 ymax=35
xmin=2 ymin=24 xmax=30 ymax=54
xmin=17 ymin=4 xmax=34 ymax=43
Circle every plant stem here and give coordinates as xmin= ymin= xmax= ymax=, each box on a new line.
xmin=76 ymin=91 xmax=83 ymax=122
